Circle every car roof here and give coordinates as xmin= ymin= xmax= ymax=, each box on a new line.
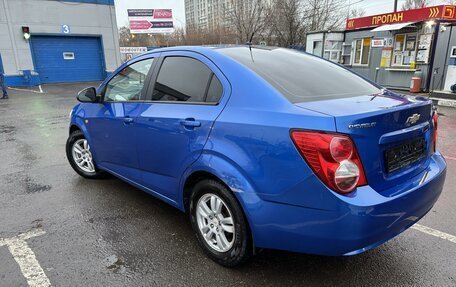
xmin=142 ymin=45 xmax=278 ymax=56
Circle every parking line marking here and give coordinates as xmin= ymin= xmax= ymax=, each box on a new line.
xmin=412 ymin=224 xmax=456 ymax=244
xmin=0 ymin=229 xmax=51 ymax=287
xmin=444 ymin=155 xmax=456 ymax=161
xmin=8 ymin=87 xmax=44 ymax=94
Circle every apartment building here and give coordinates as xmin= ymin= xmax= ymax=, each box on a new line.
xmin=184 ymin=0 xmax=249 ymax=31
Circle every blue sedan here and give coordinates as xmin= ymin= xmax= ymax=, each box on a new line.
xmin=67 ymin=46 xmax=446 ymax=267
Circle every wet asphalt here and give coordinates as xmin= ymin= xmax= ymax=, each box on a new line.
xmin=0 ymin=83 xmax=455 ymax=286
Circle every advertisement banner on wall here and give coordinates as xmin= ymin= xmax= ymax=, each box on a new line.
xmin=128 ymin=9 xmax=174 ymax=34
xmin=380 ymin=47 xmax=392 ymax=68
xmin=371 ymin=39 xmax=385 ymax=48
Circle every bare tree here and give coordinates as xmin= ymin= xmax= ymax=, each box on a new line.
xmin=229 ymin=0 xmax=268 ymax=43
xmin=118 ymin=26 xmax=131 ymax=47
xmin=166 ymin=27 xmax=187 ymax=46
xmin=267 ymin=0 xmax=305 ymax=47
xmin=118 ymin=26 xmax=167 ymax=47
xmin=305 ymin=0 xmax=347 ymax=31
xmin=118 ymin=26 xmax=152 ymax=47
xmin=349 ymin=7 xmax=366 ymax=19
xmin=401 ymin=0 xmax=430 ymax=10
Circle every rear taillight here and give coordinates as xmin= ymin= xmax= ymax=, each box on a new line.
xmin=432 ymin=112 xmax=438 ymax=153
xmin=291 ymin=131 xmax=367 ymax=194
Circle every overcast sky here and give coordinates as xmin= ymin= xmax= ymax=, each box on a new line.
xmin=113 ymin=0 xmax=448 ymax=29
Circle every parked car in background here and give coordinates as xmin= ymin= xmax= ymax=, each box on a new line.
xmin=67 ymin=46 xmax=446 ymax=267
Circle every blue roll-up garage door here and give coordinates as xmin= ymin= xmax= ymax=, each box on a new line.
xmin=31 ymin=36 xmax=105 ymax=84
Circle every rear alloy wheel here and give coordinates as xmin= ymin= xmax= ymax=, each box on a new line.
xmin=196 ymin=193 xmax=236 ymax=252
xmin=189 ymin=179 xmax=252 ymax=267
xmin=66 ymin=130 xmax=106 ymax=179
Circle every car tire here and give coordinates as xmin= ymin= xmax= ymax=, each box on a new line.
xmin=66 ymin=130 xmax=106 ymax=179
xmin=189 ymin=179 xmax=252 ymax=267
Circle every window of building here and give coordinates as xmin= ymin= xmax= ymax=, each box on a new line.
xmin=326 ymin=41 xmax=342 ymax=50
xmin=313 ymin=41 xmax=323 ymax=56
xmin=324 ymin=51 xmax=340 ymax=62
xmin=392 ymin=33 xmax=417 ymax=67
xmin=324 ymin=40 xmax=343 ymax=62
xmin=352 ymin=38 xmax=371 ymax=66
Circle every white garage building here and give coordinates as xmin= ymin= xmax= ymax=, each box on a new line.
xmin=0 ymin=0 xmax=121 ymax=86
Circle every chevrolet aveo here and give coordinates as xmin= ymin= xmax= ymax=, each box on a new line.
xmin=67 ymin=46 xmax=446 ymax=267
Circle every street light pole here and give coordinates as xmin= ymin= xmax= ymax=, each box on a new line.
xmin=394 ymin=0 xmax=398 ymax=12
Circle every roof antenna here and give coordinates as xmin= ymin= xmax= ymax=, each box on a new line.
xmin=245 ymin=40 xmax=254 ymax=63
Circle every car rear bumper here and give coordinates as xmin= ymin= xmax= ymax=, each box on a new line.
xmin=249 ymin=153 xmax=446 ymax=256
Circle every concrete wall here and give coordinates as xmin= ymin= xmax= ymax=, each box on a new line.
xmin=326 ymin=32 xmax=344 ymax=42
xmin=0 ymin=0 xmax=121 ymax=85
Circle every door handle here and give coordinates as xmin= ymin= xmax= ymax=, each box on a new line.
xmin=123 ymin=117 xmax=134 ymax=124
xmin=181 ymin=119 xmax=201 ymax=128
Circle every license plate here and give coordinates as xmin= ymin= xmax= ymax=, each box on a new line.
xmin=385 ymin=138 xmax=426 ymax=173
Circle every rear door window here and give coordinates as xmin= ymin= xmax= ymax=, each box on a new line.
xmin=152 ymin=56 xmax=222 ymax=103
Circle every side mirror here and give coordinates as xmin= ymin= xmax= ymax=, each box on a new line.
xmin=77 ymin=87 xmax=98 ymax=103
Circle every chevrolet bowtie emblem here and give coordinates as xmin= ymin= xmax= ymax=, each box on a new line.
xmin=405 ymin=113 xmax=420 ymax=126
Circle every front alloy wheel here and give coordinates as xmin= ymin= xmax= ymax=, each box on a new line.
xmin=66 ymin=130 xmax=105 ymax=179
xmin=72 ymin=139 xmax=95 ymax=174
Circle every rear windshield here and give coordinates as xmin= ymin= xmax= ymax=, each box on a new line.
xmin=218 ymin=47 xmax=381 ymax=103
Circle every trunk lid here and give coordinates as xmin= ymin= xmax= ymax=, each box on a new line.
xmin=295 ymin=91 xmax=434 ymax=194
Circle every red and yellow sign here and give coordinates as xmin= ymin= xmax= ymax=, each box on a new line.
xmin=346 ymin=5 xmax=456 ymax=30
xmin=443 ymin=6 xmax=455 ymax=18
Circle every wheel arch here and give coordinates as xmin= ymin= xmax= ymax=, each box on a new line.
xmin=68 ymin=117 xmax=99 ymax=164
xmin=180 ymin=152 xmax=262 ymax=246
xmin=183 ymin=170 xmax=225 ymax=212
xmin=69 ymin=124 xmax=81 ymax=135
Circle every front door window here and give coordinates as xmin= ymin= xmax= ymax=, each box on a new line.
xmin=104 ymin=58 xmax=154 ymax=102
